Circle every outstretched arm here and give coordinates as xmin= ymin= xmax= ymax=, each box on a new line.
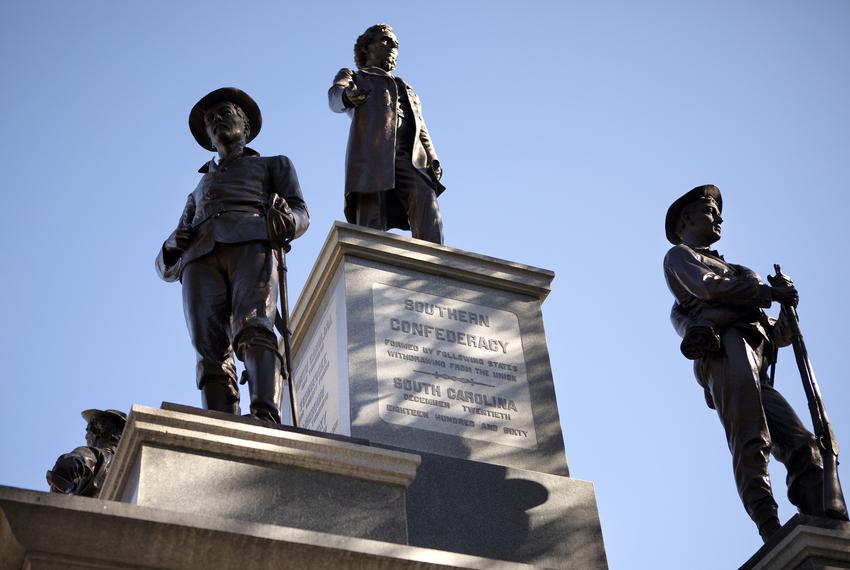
xmin=328 ymin=68 xmax=368 ymax=113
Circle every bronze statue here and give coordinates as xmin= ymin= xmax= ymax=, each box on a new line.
xmin=155 ymin=88 xmax=309 ymax=424
xmin=46 ymin=409 xmax=126 ymax=498
xmin=329 ymin=24 xmax=445 ymax=244
xmin=664 ymin=185 xmax=848 ymax=542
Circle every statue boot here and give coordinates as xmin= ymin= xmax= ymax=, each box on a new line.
xmin=757 ymin=516 xmax=781 ymax=542
xmin=243 ymin=346 xmax=283 ymax=424
xmin=752 ymin=497 xmax=782 ymax=542
xmin=793 ymin=470 xmax=827 ymax=518
xmin=201 ymin=378 xmax=240 ymax=415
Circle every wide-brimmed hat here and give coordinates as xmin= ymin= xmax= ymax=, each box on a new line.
xmin=665 ymin=184 xmax=723 ymax=245
xmin=189 ymin=87 xmax=262 ymax=151
xmin=81 ymin=409 xmax=127 ymax=430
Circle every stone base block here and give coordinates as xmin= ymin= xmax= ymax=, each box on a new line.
xmin=406 ymin=451 xmax=608 ymax=569
xmin=0 ymin=486 xmax=537 ymax=570
xmin=288 ymin=222 xmax=568 ymax=476
xmin=740 ymin=514 xmax=850 ymax=570
xmin=101 ymin=404 xmax=421 ymax=544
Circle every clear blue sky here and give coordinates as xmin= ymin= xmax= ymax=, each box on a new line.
xmin=2 ymin=1 xmax=848 ymax=568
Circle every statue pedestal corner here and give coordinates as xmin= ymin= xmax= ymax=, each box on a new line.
xmin=739 ymin=514 xmax=850 ymax=570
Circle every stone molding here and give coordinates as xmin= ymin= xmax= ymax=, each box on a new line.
xmin=0 ymin=486 xmax=538 ymax=570
xmin=101 ymin=404 xmax=422 ymax=501
xmin=740 ymin=515 xmax=850 ymax=570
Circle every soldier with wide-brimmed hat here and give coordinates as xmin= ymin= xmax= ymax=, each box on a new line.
xmin=155 ymin=87 xmax=309 ymax=424
xmin=46 ymin=409 xmax=126 ymax=497
xmin=663 ymin=184 xmax=836 ymax=542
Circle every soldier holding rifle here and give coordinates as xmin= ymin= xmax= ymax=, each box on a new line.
xmin=663 ymin=185 xmax=847 ymax=542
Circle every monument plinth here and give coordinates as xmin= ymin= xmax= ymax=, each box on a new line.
xmin=739 ymin=514 xmax=850 ymax=570
xmin=287 ymin=222 xmax=568 ymax=477
xmin=0 ymin=485 xmax=539 ymax=570
xmin=0 ymin=224 xmax=607 ymax=569
xmin=100 ymin=403 xmax=420 ymax=544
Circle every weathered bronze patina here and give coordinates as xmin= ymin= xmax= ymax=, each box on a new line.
xmin=46 ymin=409 xmax=126 ymax=497
xmin=329 ymin=24 xmax=445 ymax=244
xmin=663 ymin=185 xmax=848 ymax=542
xmin=156 ymin=87 xmax=309 ymax=424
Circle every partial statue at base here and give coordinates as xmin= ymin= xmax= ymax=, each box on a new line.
xmin=46 ymin=409 xmax=126 ymax=498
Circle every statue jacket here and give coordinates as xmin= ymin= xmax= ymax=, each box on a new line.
xmin=663 ymin=244 xmax=792 ymax=407
xmin=328 ymin=66 xmax=445 ymax=206
xmin=155 ymin=149 xmax=309 ymax=282
xmin=47 ymin=445 xmax=116 ymax=498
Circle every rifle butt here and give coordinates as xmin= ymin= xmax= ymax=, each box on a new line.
xmin=823 ymin=451 xmax=849 ymax=520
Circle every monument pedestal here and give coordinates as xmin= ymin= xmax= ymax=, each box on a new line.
xmin=739 ymin=515 xmax=850 ymax=570
xmin=0 ymin=224 xmax=608 ymax=569
xmin=0 ymin=485 xmax=537 ymax=570
xmin=1 ymin=402 xmax=606 ymax=569
xmin=287 ymin=222 xmax=568 ymax=476
xmin=279 ymin=223 xmax=607 ymax=568
xmin=100 ymin=403 xmax=419 ymax=544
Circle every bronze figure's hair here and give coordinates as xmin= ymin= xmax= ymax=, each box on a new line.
xmin=354 ymin=23 xmax=394 ymax=68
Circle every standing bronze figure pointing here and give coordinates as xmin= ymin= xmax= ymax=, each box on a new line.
xmin=663 ymin=185 xmax=848 ymax=542
xmin=155 ymin=88 xmax=309 ymax=424
xmin=329 ymin=24 xmax=445 ymax=244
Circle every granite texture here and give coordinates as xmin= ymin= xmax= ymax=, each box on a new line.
xmin=289 ymin=222 xmax=569 ymax=477
xmin=739 ymin=514 xmax=850 ymax=570
xmin=130 ymin=444 xmax=409 ymax=543
xmin=343 ymin=255 xmax=568 ymax=476
xmin=0 ymin=485 xmax=538 ymax=570
xmin=403 ymin=450 xmax=607 ymax=569
xmin=101 ymin=404 xmax=420 ymax=544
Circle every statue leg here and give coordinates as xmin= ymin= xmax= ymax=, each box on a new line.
xmin=761 ymin=384 xmax=825 ymax=515
xmin=181 ymin=254 xmax=240 ymax=414
xmin=706 ymin=329 xmax=778 ymax=540
xmin=227 ymin=242 xmax=283 ymax=424
xmin=241 ymin=342 xmax=283 ymax=424
xmin=355 ymin=192 xmax=387 ymax=230
xmin=393 ymin=161 xmax=443 ymax=244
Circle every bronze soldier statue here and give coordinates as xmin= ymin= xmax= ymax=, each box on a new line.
xmin=156 ymin=88 xmax=309 ymax=424
xmin=664 ymin=185 xmax=848 ymax=542
xmin=46 ymin=409 xmax=126 ymax=498
xmin=329 ymin=24 xmax=445 ymax=244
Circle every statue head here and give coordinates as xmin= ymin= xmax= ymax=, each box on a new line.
xmin=354 ymin=24 xmax=399 ymax=71
xmin=81 ymin=409 xmax=127 ymax=449
xmin=188 ymin=87 xmax=262 ymax=152
xmin=665 ymin=184 xmax=723 ymax=246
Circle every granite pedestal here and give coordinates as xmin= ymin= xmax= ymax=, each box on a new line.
xmin=739 ymin=515 xmax=850 ymax=570
xmin=94 ymin=403 xmax=606 ymax=569
xmin=0 ymin=485 xmax=538 ymax=570
xmin=287 ymin=222 xmax=568 ymax=477
xmin=100 ymin=404 xmax=420 ymax=544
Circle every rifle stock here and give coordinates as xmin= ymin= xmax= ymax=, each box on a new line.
xmin=772 ymin=264 xmax=847 ymax=520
